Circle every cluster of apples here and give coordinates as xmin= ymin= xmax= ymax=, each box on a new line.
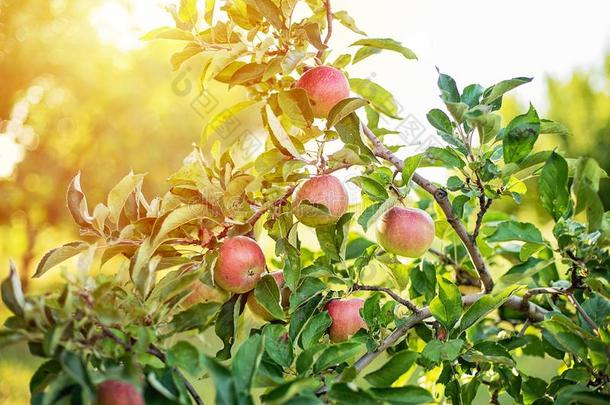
xmin=185 ymin=66 xmax=435 ymax=343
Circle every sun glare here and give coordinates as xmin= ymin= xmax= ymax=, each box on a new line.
xmin=89 ymin=0 xmax=176 ymax=52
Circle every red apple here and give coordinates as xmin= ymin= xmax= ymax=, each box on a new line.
xmin=293 ymin=175 xmax=349 ymax=227
xmin=247 ymin=271 xmax=291 ymax=321
xmin=214 ymin=236 xmax=266 ymax=293
xmin=376 ymin=206 xmax=435 ymax=258
xmin=183 ymin=280 xmax=227 ymax=308
xmin=326 ymin=298 xmax=366 ymax=342
xmin=294 ymin=66 xmax=350 ymax=117
xmin=97 ymin=380 xmax=144 ymax=405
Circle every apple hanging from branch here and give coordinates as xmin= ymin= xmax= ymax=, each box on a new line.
xmin=214 ymin=236 xmax=266 ymax=293
xmin=376 ymin=206 xmax=435 ymax=258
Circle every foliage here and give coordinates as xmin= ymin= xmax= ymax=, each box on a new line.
xmin=1 ymin=1 xmax=610 ymax=404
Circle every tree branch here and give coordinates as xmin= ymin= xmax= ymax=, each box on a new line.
xmin=353 ymin=284 xmax=419 ymax=313
xmin=362 ymin=125 xmax=494 ymax=293
xmin=315 ymin=293 xmax=548 ymax=395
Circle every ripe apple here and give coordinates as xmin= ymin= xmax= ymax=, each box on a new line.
xmin=294 ymin=66 xmax=350 ymax=117
xmin=214 ymin=236 xmax=266 ymax=293
xmin=376 ymin=206 xmax=435 ymax=258
xmin=293 ymin=174 xmax=349 ymax=227
xmin=97 ymin=380 xmax=144 ymax=405
xmin=326 ymin=298 xmax=366 ymax=342
xmin=247 ymin=271 xmax=291 ymax=321
xmin=183 ymin=280 xmax=227 ymax=308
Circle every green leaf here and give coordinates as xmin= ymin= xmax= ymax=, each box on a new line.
xmin=276 ymin=238 xmax=301 ymax=292
xmin=461 ymin=84 xmax=484 ymax=107
xmin=425 ymin=146 xmax=465 ymax=169
xmin=167 ymin=341 xmax=201 ymax=376
xmin=364 ymin=350 xmax=418 ymax=387
xmin=30 ymin=360 xmax=61 ymax=395
xmin=170 ymin=42 xmax=202 ymax=71
xmin=141 ymin=27 xmax=194 ymax=41
xmin=402 ymin=154 xmax=423 ymax=186
xmin=261 ymin=378 xmax=321 ymax=404
xmin=333 ymin=10 xmax=366 ymax=35
xmin=200 ymin=100 xmax=260 ymax=146
xmin=350 ymin=38 xmax=417 ymax=60
xmin=33 ymin=241 xmax=89 ymax=278
xmin=178 ymin=0 xmax=198 ymax=24
xmin=426 ymin=108 xmax=453 ymax=134
xmin=334 ymin=113 xmax=377 ymax=162
xmin=482 ymin=77 xmax=533 ymax=105
xmin=487 ymin=220 xmax=544 ymax=244
xmin=278 ymin=88 xmax=314 ymax=129
xmin=313 ymin=342 xmax=362 ymax=373
xmin=370 ymin=386 xmax=433 ymax=404
xmin=201 ymin=356 xmax=238 ymax=405
xmin=254 ymin=274 xmax=285 ymax=320
xmin=233 ymin=334 xmax=264 ymax=396
xmin=66 ymin=172 xmax=93 ymax=229
xmin=289 ymin=293 xmax=324 ymax=342
xmin=349 ymin=78 xmax=400 ymax=119
xmin=538 ymin=151 xmax=570 ymax=222
xmin=326 ymin=98 xmax=369 ymax=129
xmin=215 ymin=294 xmax=242 ymax=360
xmin=107 ymin=172 xmax=145 ymax=224
xmin=264 ymin=104 xmax=301 ymax=157
xmin=204 ymin=0 xmax=215 ymax=25
xmin=353 ymin=46 xmax=382 ymax=64
xmin=1 ymin=261 xmax=25 ymax=317
xmin=503 ymin=104 xmax=540 ymax=164
xmin=429 ymin=277 xmax=463 ymax=330
xmin=421 ymin=339 xmax=464 ymax=364
xmin=301 ymin=311 xmax=332 ymax=349
xmin=263 ymin=324 xmax=294 ymax=368
xmin=253 ymin=0 xmax=284 ymax=30
xmin=540 ymin=119 xmax=570 ymax=138
xmin=230 ymin=62 xmax=267 ymax=85
xmin=500 ymin=257 xmax=548 ymax=285
xmin=350 ymin=175 xmax=389 ymax=201
xmin=572 ymin=157 xmax=605 ymax=230
xmin=437 ymin=71 xmax=460 ymax=103
xmin=328 ymin=383 xmax=377 ymax=405
xmin=358 ymin=197 xmax=398 ymax=232
xmin=457 ymin=287 xmax=520 ymax=334
xmin=169 ymin=302 xmax=220 ymax=333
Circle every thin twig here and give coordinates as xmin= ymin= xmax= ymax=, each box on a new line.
xmin=428 ymin=248 xmax=467 ymax=274
xmin=353 ymin=284 xmax=419 ymax=313
xmin=566 ymin=293 xmax=599 ymax=335
xmin=520 ymin=287 xmax=566 ymax=313
xmin=471 ymin=197 xmax=492 ymax=242
xmin=361 ymin=125 xmax=495 ymax=293
xmin=517 ymin=318 xmax=531 ymax=337
xmin=316 ymin=0 xmax=333 ymax=60
xmin=246 ymin=185 xmax=297 ymax=227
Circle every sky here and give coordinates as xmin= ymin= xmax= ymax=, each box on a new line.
xmin=337 ymin=0 xmax=610 ymax=121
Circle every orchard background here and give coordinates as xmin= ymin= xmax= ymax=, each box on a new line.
xmin=1 ymin=1 xmax=610 ymax=404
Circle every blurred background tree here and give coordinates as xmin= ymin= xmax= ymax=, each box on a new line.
xmin=0 ymin=0 xmax=246 ymax=294
xmin=546 ymin=57 xmax=610 ymax=209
